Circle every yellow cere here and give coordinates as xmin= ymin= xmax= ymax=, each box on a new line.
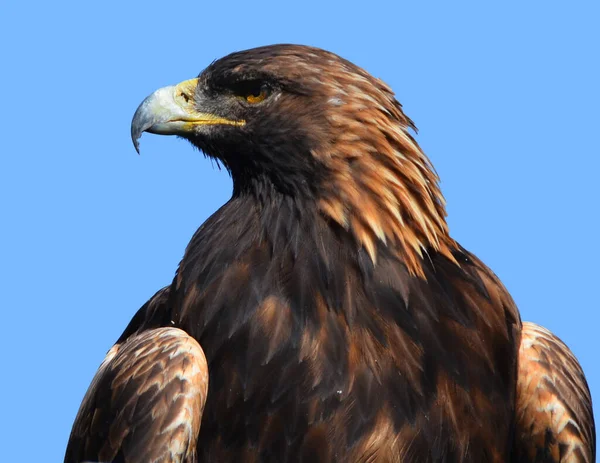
xmin=174 ymin=78 xmax=201 ymax=106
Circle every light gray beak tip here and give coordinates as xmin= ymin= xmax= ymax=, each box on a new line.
xmin=131 ymin=99 xmax=151 ymax=154
xmin=132 ymin=133 xmax=141 ymax=154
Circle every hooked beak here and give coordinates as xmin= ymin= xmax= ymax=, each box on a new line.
xmin=131 ymin=78 xmax=245 ymax=153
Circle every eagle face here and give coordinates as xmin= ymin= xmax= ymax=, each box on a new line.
xmin=132 ymin=46 xmax=333 ymax=195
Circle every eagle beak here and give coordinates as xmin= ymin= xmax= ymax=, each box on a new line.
xmin=131 ymin=78 xmax=245 ymax=153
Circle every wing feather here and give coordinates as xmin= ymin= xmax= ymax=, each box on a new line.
xmin=514 ymin=321 xmax=595 ymax=462
xmin=65 ymin=327 xmax=208 ymax=463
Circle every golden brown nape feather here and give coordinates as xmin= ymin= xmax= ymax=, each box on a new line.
xmin=65 ymin=290 xmax=209 ymax=463
xmin=514 ymin=322 xmax=595 ymax=462
xmin=306 ymin=53 xmax=458 ymax=276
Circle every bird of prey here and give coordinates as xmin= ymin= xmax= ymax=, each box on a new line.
xmin=65 ymin=45 xmax=595 ymax=462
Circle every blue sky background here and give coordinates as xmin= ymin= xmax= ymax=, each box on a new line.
xmin=1 ymin=1 xmax=598 ymax=460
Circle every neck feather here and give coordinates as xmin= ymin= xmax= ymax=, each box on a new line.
xmin=315 ymin=95 xmax=458 ymax=277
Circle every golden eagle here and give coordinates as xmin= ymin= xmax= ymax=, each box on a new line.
xmin=65 ymin=45 xmax=595 ymax=462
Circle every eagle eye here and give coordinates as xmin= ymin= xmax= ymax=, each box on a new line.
xmin=231 ymin=80 xmax=271 ymax=104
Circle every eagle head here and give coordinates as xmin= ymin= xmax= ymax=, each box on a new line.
xmin=131 ymin=44 xmax=456 ymax=275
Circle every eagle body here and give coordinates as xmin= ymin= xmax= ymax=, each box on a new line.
xmin=66 ymin=45 xmax=594 ymax=462
xmin=126 ymin=194 xmax=518 ymax=461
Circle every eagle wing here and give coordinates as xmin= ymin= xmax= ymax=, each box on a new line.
xmin=514 ymin=321 xmax=595 ymax=462
xmin=64 ymin=325 xmax=208 ymax=463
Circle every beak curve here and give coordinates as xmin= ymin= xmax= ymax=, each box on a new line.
xmin=131 ymin=78 xmax=245 ymax=153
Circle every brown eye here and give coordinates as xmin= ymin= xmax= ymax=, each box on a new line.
xmin=245 ymin=87 xmax=268 ymax=104
xmin=231 ymin=80 xmax=271 ymax=104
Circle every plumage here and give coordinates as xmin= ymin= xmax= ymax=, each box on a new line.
xmin=66 ymin=44 xmax=594 ymax=462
